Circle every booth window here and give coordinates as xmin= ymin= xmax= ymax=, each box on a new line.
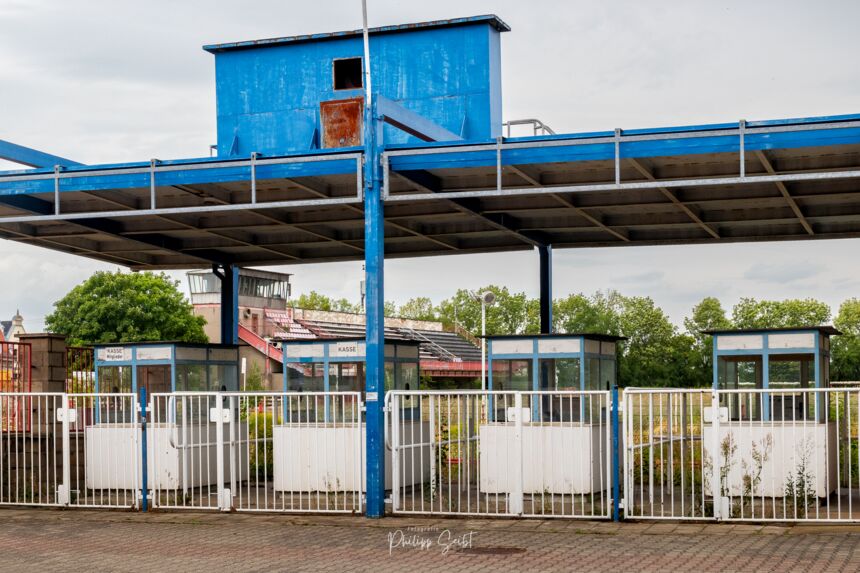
xmin=329 ymin=362 xmax=362 ymax=393
xmin=769 ymin=355 xmax=814 ymax=421
xmin=539 ymin=358 xmax=580 ymax=390
xmin=333 ymin=57 xmax=363 ymax=90
xmin=286 ymin=363 xmax=325 ymax=392
xmin=492 ymin=359 xmax=531 ymax=391
xmin=718 ymin=356 xmax=763 ymax=420
xmin=176 ymin=364 xmax=207 ymax=391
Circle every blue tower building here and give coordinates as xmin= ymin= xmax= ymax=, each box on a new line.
xmin=204 ymin=15 xmax=508 ymax=156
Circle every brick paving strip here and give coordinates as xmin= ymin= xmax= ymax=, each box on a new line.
xmin=0 ymin=509 xmax=859 ymax=572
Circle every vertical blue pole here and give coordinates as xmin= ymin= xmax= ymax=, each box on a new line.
xmin=364 ymin=96 xmax=386 ymax=519
xmin=813 ymin=333 xmax=821 ymax=421
xmin=139 ymin=385 xmax=148 ymax=512
xmin=762 ymin=335 xmax=770 ymax=422
xmin=216 ymin=263 xmax=239 ymax=345
xmin=538 ymin=244 xmax=553 ymax=334
xmin=611 ymin=385 xmax=621 ymax=522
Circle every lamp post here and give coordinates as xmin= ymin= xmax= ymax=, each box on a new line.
xmin=474 ymin=291 xmax=496 ymax=391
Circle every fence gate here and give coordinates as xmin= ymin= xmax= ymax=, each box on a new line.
xmin=388 ymin=390 xmax=613 ymax=519
xmin=624 ymin=387 xmax=860 ymax=523
xmin=149 ymin=392 xmax=364 ymax=514
xmin=0 ymin=391 xmax=139 ymax=509
xmin=623 ymin=388 xmax=714 ymax=521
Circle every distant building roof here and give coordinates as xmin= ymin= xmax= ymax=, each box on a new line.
xmin=276 ymin=308 xmax=481 ymax=363
xmin=203 ymin=15 xmax=510 ymax=53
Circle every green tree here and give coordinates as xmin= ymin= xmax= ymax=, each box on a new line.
xmin=384 ymin=301 xmax=397 ymax=317
xmin=553 ymin=291 xmax=622 ymax=335
xmin=45 ymin=270 xmax=207 ymax=346
xmin=290 ymin=291 xmax=395 ymax=316
xmin=398 ymin=297 xmax=439 ymax=321
xmin=832 ymin=298 xmax=860 ymax=381
xmin=731 ymin=297 xmax=830 ymax=329
xmin=684 ymin=297 xmax=731 ymax=387
xmin=291 ymin=291 xmax=358 ymax=313
xmin=436 ymin=285 xmax=539 ymax=336
xmin=617 ymin=295 xmax=683 ymax=387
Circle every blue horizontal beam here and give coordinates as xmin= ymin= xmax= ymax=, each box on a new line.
xmin=388 ymin=125 xmax=860 ymax=172
xmin=0 ymin=155 xmax=359 ymax=196
xmin=0 ymin=139 xmax=82 ymax=169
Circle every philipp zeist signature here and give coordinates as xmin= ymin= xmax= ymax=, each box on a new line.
xmin=388 ymin=526 xmax=476 ymax=555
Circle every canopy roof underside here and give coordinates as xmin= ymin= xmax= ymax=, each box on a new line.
xmin=1 ymin=115 xmax=859 ymax=269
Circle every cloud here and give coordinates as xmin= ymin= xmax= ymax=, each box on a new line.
xmin=743 ymin=261 xmax=824 ymax=285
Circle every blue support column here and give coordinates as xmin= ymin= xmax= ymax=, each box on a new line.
xmin=214 ymin=263 xmax=239 ymax=345
xmin=539 ymin=244 xmax=553 ymax=334
xmin=611 ymin=385 xmax=621 ymax=521
xmin=364 ymin=97 xmax=386 ymax=518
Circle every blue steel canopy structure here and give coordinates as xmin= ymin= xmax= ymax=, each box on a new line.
xmin=1 ymin=14 xmax=860 ymax=517
xmin=0 ymin=113 xmax=858 ymax=267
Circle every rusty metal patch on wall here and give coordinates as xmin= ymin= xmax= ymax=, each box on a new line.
xmin=320 ymin=97 xmax=364 ymax=148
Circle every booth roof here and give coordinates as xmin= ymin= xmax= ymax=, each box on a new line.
xmin=92 ymin=341 xmax=240 ymax=349
xmin=483 ymin=333 xmax=627 ymax=342
xmin=702 ymin=326 xmax=841 ymax=336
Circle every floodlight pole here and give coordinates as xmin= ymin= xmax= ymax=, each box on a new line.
xmin=481 ymin=300 xmax=487 ymax=391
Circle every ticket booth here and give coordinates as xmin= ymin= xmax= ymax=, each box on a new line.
xmin=274 ymin=337 xmax=429 ymax=491
xmin=87 ymin=342 xmax=245 ymax=491
xmin=281 ymin=337 xmax=419 ymax=397
xmin=487 ymin=333 xmax=622 ymax=421
xmin=94 ymin=342 xmax=240 ymax=395
xmin=704 ymin=327 xmax=839 ymax=498
xmin=481 ymin=333 xmax=623 ymax=496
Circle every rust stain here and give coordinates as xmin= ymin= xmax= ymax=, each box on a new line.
xmin=320 ymin=97 xmax=364 ymax=148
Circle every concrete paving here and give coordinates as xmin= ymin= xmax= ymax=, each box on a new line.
xmin=0 ymin=509 xmax=859 ymax=572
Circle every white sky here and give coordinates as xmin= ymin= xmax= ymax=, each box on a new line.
xmin=1 ymin=0 xmax=859 ymax=330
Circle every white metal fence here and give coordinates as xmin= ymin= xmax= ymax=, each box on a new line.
xmin=6 ymin=387 xmax=860 ymax=524
xmin=149 ymin=392 xmax=363 ymax=513
xmin=624 ymin=387 xmax=860 ymax=522
xmin=387 ymin=390 xmax=613 ymax=519
xmin=0 ymin=392 xmax=139 ymax=509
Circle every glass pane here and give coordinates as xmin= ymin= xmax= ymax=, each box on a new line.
xmin=176 ymin=364 xmax=207 ymax=392
xmin=600 ymin=358 xmax=616 ymax=390
xmin=209 ymin=364 xmax=239 ymax=391
xmin=538 ymin=358 xmax=581 ymax=390
xmin=718 ymin=357 xmax=762 ymax=420
xmin=137 ymin=365 xmax=171 ymax=394
xmin=330 ymin=362 xmax=362 ymax=392
xmin=384 ymin=362 xmax=395 ymax=392
xmin=97 ymin=366 xmax=132 ymax=393
xmin=584 ymin=358 xmax=601 ymax=391
xmin=509 ymin=360 xmax=531 ymax=391
xmin=769 ymin=356 xmax=813 ymax=421
xmin=399 ymin=362 xmax=419 ymax=392
xmin=285 ymin=362 xmax=325 ymax=392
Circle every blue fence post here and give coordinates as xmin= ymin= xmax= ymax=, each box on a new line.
xmin=139 ymin=386 xmax=148 ymax=512
xmin=611 ymin=385 xmax=621 ymax=522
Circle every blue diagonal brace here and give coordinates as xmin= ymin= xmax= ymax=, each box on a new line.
xmin=376 ymin=95 xmax=463 ymax=143
xmin=0 ymin=139 xmax=82 ymax=168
